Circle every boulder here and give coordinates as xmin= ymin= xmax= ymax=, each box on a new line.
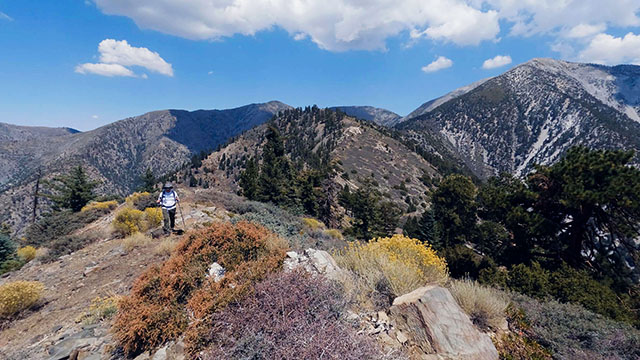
xmin=389 ymin=285 xmax=498 ymax=360
xmin=283 ymin=248 xmax=343 ymax=280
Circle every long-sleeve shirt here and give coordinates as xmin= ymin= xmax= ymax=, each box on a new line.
xmin=158 ymin=190 xmax=179 ymax=210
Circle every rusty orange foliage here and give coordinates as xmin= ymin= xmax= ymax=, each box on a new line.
xmin=111 ymin=221 xmax=287 ymax=358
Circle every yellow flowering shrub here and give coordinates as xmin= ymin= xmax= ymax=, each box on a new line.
xmin=78 ymin=295 xmax=122 ymax=324
xmin=0 ymin=281 xmax=44 ymax=317
xmin=113 ymin=208 xmax=146 ymax=236
xmin=144 ymin=207 xmax=163 ymax=229
xmin=301 ymin=217 xmax=325 ymax=230
xmin=126 ymin=192 xmax=150 ymax=205
xmin=335 ymin=234 xmax=448 ymax=304
xmin=81 ymin=200 xmax=118 ymax=212
xmin=17 ymin=246 xmax=37 ymax=263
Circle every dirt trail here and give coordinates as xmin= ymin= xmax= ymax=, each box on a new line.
xmin=0 ymin=188 xmax=228 ymax=360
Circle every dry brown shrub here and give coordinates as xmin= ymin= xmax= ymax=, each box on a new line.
xmin=111 ymin=221 xmax=287 ymax=357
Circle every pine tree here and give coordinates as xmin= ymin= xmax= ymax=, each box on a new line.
xmin=139 ymin=167 xmax=156 ymax=192
xmin=432 ymin=174 xmax=478 ymax=248
xmin=239 ymin=157 xmax=259 ymax=200
xmin=0 ymin=225 xmax=15 ymax=263
xmin=405 ymin=209 xmax=441 ymax=249
xmin=45 ymin=165 xmax=99 ymax=212
xmin=257 ymin=126 xmax=295 ymax=205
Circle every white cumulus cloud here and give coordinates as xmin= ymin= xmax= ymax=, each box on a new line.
xmin=566 ymin=23 xmax=606 ymax=39
xmin=578 ymin=32 xmax=640 ymax=65
xmin=92 ymin=0 xmax=640 ymax=60
xmin=422 ymin=56 xmax=453 ymax=73
xmin=75 ymin=63 xmax=136 ymax=77
xmin=76 ymin=39 xmax=173 ymax=77
xmin=94 ymin=0 xmax=500 ymax=51
xmin=482 ymin=55 xmax=512 ymax=69
xmin=486 ymin=0 xmax=640 ymax=37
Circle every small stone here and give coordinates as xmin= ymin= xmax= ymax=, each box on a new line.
xmin=377 ymin=311 xmax=389 ymax=324
xmin=396 ymin=330 xmax=409 ymax=344
xmin=207 ymin=262 xmax=225 ymax=282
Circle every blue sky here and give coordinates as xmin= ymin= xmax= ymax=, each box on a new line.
xmin=1 ymin=0 xmax=639 ymax=131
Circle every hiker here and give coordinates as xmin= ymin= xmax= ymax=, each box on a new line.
xmin=157 ymin=182 xmax=180 ymax=234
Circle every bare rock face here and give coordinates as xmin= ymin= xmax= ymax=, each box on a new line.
xmin=283 ymin=249 xmax=343 ymax=281
xmin=389 ymin=285 xmax=498 ymax=360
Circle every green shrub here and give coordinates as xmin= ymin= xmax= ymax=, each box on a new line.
xmin=0 ymin=232 xmax=15 ymax=263
xmin=507 ymin=262 xmax=550 ymax=299
xmin=323 ymin=228 xmax=344 ymax=240
xmin=511 ymin=293 xmax=640 ymax=359
xmin=442 ymin=244 xmax=496 ymax=279
xmin=548 ymin=264 xmax=636 ymax=325
xmin=38 ymin=232 xmax=105 ymax=263
xmin=505 ymin=262 xmax=636 ymax=325
xmin=0 ymin=259 xmax=24 ymax=275
xmin=25 ymin=208 xmax=108 ymax=247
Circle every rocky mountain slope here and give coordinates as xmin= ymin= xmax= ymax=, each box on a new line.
xmin=330 ymin=106 xmax=403 ymax=126
xmin=189 ymin=107 xmax=442 ymax=215
xmin=0 ymin=101 xmax=290 ymax=232
xmin=0 ymin=122 xmax=78 ymax=142
xmin=399 ymin=58 xmax=640 ymax=178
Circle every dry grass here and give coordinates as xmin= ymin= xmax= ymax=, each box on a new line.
xmin=121 ymin=233 xmax=152 ymax=252
xmin=335 ymin=234 xmax=448 ymax=309
xmin=154 ymin=238 xmax=178 ymax=256
xmin=34 ymin=247 xmax=50 ymax=260
xmin=448 ymin=278 xmax=509 ymax=331
xmin=77 ymin=295 xmax=123 ymax=325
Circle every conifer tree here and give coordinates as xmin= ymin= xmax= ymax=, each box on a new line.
xmin=139 ymin=167 xmax=156 ymax=193
xmin=257 ymin=126 xmax=295 ymax=205
xmin=0 ymin=225 xmax=14 ymax=263
xmin=432 ymin=174 xmax=478 ymax=248
xmin=45 ymin=165 xmax=99 ymax=212
xmin=239 ymin=157 xmax=259 ymax=200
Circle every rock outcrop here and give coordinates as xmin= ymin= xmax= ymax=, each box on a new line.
xmin=283 ymin=248 xmax=344 ymax=281
xmin=389 ymin=285 xmax=498 ymax=360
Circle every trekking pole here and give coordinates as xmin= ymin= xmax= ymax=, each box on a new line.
xmin=177 ymin=201 xmax=186 ymax=230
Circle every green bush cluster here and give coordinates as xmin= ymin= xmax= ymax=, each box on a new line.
xmin=510 ymin=293 xmax=640 ymax=359
xmin=25 ymin=208 xmax=108 ymax=248
xmin=480 ymin=262 xmax=637 ymax=326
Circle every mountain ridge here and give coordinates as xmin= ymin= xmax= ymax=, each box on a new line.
xmin=398 ymin=58 xmax=640 ymax=178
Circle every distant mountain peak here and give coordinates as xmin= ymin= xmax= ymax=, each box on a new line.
xmin=330 ymin=105 xmax=402 ymax=126
xmin=400 ymin=59 xmax=640 ymax=178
